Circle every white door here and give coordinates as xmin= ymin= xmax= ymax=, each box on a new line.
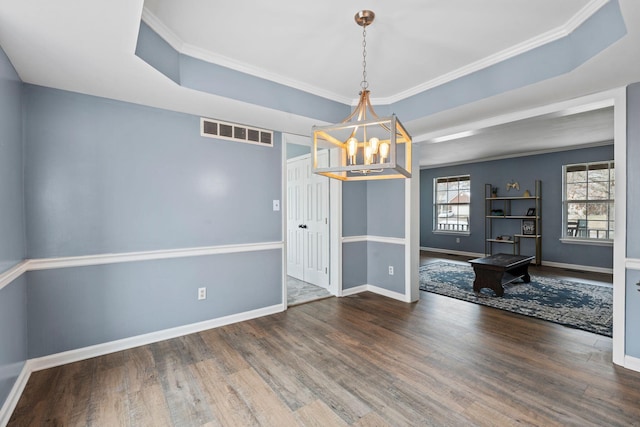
xmin=286 ymin=152 xmax=329 ymax=288
xmin=287 ymin=157 xmax=305 ymax=280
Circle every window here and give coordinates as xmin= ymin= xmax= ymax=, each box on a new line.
xmin=563 ymin=161 xmax=614 ymax=241
xmin=434 ymin=175 xmax=470 ymax=233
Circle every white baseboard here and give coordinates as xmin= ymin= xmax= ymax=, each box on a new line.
xmin=540 ymin=260 xmax=613 ymax=275
xmin=624 ymin=355 xmax=640 ymax=373
xmin=342 ymin=235 xmax=406 ymax=245
xmin=0 ymin=302 xmax=284 ymax=425
xmin=421 ymin=246 xmax=614 ymax=274
xmin=420 ymin=246 xmax=484 ymax=259
xmin=0 ymin=363 xmax=31 ymax=427
xmin=27 ymin=303 xmax=285 ymax=373
xmin=340 ymin=284 xmax=411 ymax=303
xmin=340 ymin=285 xmax=368 ymax=297
xmin=367 ymin=285 xmax=412 ymax=302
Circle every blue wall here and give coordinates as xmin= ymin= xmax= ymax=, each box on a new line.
xmin=342 ymin=180 xmax=406 ymax=292
xmin=343 ymin=182 xmax=367 ymax=237
xmin=26 ymin=250 xmax=281 ymax=358
xmin=0 ymin=46 xmax=27 ymax=413
xmin=24 ymin=85 xmax=282 ymax=257
xmin=0 ymin=60 xmax=285 ymax=411
xmin=0 ymin=47 xmax=25 ymax=272
xmin=420 ymin=145 xmax=615 ymax=268
xmin=19 ymin=85 xmax=284 ymax=359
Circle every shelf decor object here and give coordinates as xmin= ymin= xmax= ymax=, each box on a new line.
xmin=311 ymin=10 xmax=412 ymax=181
xmin=522 ymin=219 xmax=536 ymax=235
xmin=506 ymin=180 xmax=520 ymax=191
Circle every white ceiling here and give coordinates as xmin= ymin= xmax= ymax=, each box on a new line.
xmin=0 ymin=0 xmax=638 ymax=167
xmin=142 ymin=0 xmax=593 ymax=103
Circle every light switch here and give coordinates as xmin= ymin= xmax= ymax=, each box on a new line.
xmin=273 ymin=200 xmax=280 ymax=211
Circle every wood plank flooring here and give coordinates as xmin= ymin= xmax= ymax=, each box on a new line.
xmin=9 ymin=254 xmax=638 ymax=426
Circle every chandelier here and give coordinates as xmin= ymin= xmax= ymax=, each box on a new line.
xmin=312 ymin=10 xmax=412 ymax=181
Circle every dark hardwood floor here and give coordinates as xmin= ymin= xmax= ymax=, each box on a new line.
xmin=10 ymin=253 xmax=635 ymax=426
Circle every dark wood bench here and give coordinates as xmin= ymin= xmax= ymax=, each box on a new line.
xmin=468 ymin=253 xmax=535 ymax=297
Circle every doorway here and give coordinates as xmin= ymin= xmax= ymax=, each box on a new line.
xmin=286 ymin=150 xmax=331 ymax=305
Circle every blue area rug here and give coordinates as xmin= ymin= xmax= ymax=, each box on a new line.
xmin=419 ymin=261 xmax=613 ymax=337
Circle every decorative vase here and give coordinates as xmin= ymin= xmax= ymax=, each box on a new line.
xmin=523 ymin=189 xmax=531 ymax=197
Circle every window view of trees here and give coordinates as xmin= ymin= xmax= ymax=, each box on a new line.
xmin=434 ymin=175 xmax=470 ymax=233
xmin=564 ymin=161 xmax=614 ymax=240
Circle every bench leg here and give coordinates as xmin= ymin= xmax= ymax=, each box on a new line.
xmin=509 ymin=264 xmax=531 ymax=283
xmin=472 ymin=268 xmax=505 ymax=297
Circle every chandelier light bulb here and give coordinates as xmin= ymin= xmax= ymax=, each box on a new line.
xmin=364 ymin=145 xmax=373 ymax=165
xmin=347 ymin=137 xmax=358 ymax=165
xmin=379 ymin=141 xmax=390 ymax=163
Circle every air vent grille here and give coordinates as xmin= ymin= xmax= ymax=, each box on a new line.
xmin=200 ymin=118 xmax=273 ymax=147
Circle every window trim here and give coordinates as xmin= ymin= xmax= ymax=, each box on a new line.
xmin=433 ymin=174 xmax=471 ymax=234
xmin=562 ymin=160 xmax=614 ymax=243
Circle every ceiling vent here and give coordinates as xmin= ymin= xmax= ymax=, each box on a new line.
xmin=200 ymin=118 xmax=273 ymax=147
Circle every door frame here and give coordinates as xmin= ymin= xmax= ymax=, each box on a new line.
xmin=282 ymin=135 xmax=340 ymax=306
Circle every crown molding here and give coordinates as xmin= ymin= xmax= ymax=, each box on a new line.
xmin=142 ymin=0 xmax=608 ymax=107
xmin=141 ymin=8 xmax=353 ymax=105
xmin=375 ymin=0 xmax=610 ymax=104
xmin=140 ymin=7 xmax=185 ymax=52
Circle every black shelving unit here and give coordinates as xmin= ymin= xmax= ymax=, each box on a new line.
xmin=485 ymin=180 xmax=541 ymax=265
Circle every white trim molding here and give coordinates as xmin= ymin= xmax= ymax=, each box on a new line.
xmin=341 ymin=285 xmax=368 ymax=297
xmin=0 ymin=261 xmax=29 ymax=292
xmin=612 ymin=86 xmax=627 ymax=367
xmin=340 ymin=284 xmax=412 ymax=303
xmin=420 ymin=247 xmax=614 ymax=274
xmin=541 ymin=260 xmax=613 ymax=275
xmin=420 ymin=246 xmax=484 ymax=259
xmin=27 ymin=242 xmax=283 ymax=271
xmin=625 ymin=355 xmax=640 ymax=372
xmin=0 ymin=362 xmax=30 ymax=427
xmin=560 ymin=238 xmax=614 ymax=247
xmin=626 ymin=258 xmax=640 ymax=270
xmin=406 ymin=150 xmax=421 ymax=302
xmin=342 ymin=235 xmax=406 ymax=245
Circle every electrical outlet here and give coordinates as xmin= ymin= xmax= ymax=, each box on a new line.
xmin=388 ymin=266 xmax=394 ymax=275
xmin=198 ymin=287 xmax=207 ymax=300
xmin=456 ymin=237 xmax=460 ymax=243
xmin=273 ymin=200 xmax=280 ymax=211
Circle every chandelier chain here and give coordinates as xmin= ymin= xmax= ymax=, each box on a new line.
xmin=361 ymin=26 xmax=368 ymax=90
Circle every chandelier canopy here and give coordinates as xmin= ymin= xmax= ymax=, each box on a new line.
xmin=312 ymin=10 xmax=412 ymax=181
